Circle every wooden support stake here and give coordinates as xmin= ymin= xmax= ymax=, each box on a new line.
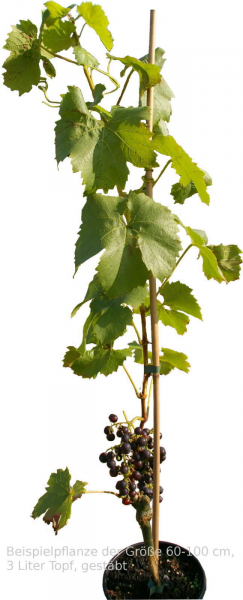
xmin=146 ymin=9 xmax=161 ymax=554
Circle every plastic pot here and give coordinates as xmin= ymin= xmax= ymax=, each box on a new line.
xmin=103 ymin=540 xmax=206 ymax=599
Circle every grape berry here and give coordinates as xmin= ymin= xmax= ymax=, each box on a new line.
xmin=99 ymin=415 xmax=166 ymax=505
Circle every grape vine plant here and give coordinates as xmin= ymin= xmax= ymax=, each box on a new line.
xmin=3 ymin=0 xmax=242 ymax=590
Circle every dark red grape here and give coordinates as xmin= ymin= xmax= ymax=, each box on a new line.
xmin=160 ymin=432 xmax=163 ymax=439
xmin=142 ymin=449 xmax=151 ymax=460
xmin=104 ymin=426 xmax=111 ymax=435
xmin=159 ymin=486 xmax=164 ymax=494
xmin=117 ymin=428 xmax=123 ymax=438
xmin=148 ymin=441 xmax=154 ymax=449
xmin=116 ymin=482 xmax=121 ymax=490
xmin=122 ymin=434 xmax=130 ymax=443
xmin=99 ymin=453 xmax=108 ymax=463
xmin=160 ymin=447 xmax=166 ymax=456
xmin=159 ymin=496 xmax=163 ymax=503
xmin=110 ymin=468 xmax=118 ymax=477
xmin=107 ymin=459 xmax=116 ymax=469
xmin=134 ymin=461 xmax=143 ymax=470
xmin=107 ymin=433 xmax=115 ymax=442
xmin=129 ymin=490 xmax=137 ymax=498
xmin=109 ymin=414 xmax=118 ymax=423
xmin=133 ymin=452 xmax=141 ymax=461
xmin=119 ymin=479 xmax=127 ymax=488
xmin=143 ymin=428 xmax=150 ymax=435
xmin=138 ymin=437 xmax=146 ymax=446
xmin=122 ymin=426 xmax=129 ymax=434
xmin=134 ymin=427 xmax=142 ymax=435
xmin=121 ymin=465 xmax=128 ymax=475
xmin=129 ymin=483 xmax=136 ymax=491
xmin=132 ymin=471 xmax=142 ymax=481
xmin=122 ymin=498 xmax=131 ymax=505
xmin=107 ymin=451 xmax=115 ymax=460
xmin=121 ymin=443 xmax=131 ymax=454
xmin=131 ymin=441 xmax=137 ymax=451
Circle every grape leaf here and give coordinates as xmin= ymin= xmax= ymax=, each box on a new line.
xmin=86 ymin=83 xmax=106 ymax=108
xmin=42 ymin=58 xmax=56 ymax=78
xmin=55 ymin=87 xmax=157 ymax=193
xmin=180 ymin=224 xmax=226 ymax=283
xmin=44 ymin=2 xmax=75 ymax=26
xmin=77 ymin=2 xmax=113 ymax=50
xmin=129 ymin=342 xmax=190 ymax=375
xmin=90 ymin=299 xmax=133 ymax=345
xmin=63 ymin=346 xmax=132 ymax=378
xmin=31 ymin=468 xmax=87 ymax=534
xmin=153 ymin=135 xmax=210 ymax=205
xmin=126 ymin=192 xmax=181 ymax=282
xmin=160 ymin=348 xmax=190 ymax=373
xmin=75 ymin=192 xmax=180 ymax=297
xmin=78 ymin=291 xmax=133 ymax=347
xmin=140 ymin=47 xmax=174 ymax=129
xmin=74 ymin=46 xmax=99 ymax=67
xmin=171 ymin=172 xmax=212 ymax=204
xmin=3 ymin=20 xmax=41 ymax=95
xmin=207 ymin=244 xmax=242 ymax=282
xmin=107 ymin=53 xmax=161 ymax=96
xmin=42 ymin=20 xmax=75 ymax=53
xmin=160 ymin=281 xmax=202 ymax=320
xmin=158 ymin=304 xmax=189 ymax=335
xmin=71 ymin=275 xmax=148 ymax=317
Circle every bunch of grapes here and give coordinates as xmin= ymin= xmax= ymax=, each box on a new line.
xmin=99 ymin=414 xmax=166 ymax=506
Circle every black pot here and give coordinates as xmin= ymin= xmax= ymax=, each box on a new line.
xmin=103 ymin=541 xmax=206 ymax=599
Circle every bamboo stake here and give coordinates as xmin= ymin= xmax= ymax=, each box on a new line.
xmin=146 ymin=9 xmax=161 ymax=555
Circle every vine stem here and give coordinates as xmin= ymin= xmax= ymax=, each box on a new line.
xmin=159 ymin=244 xmax=193 ymax=293
xmin=40 ymin=46 xmax=78 ymax=66
xmin=140 ymin=305 xmax=149 ymax=426
xmin=122 ymin=364 xmax=140 ymax=398
xmin=132 ymin=321 xmax=142 ymax=345
xmin=146 ymin=10 xmax=161 ymax=569
xmin=153 ymin=159 xmax=172 ymax=186
xmin=85 ymin=491 xmax=119 ymax=497
xmin=116 ymin=69 xmax=133 ymax=105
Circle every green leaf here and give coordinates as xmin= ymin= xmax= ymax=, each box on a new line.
xmin=158 ymin=304 xmax=189 ymax=335
xmin=77 ymin=2 xmax=113 ymax=50
xmin=107 ymin=53 xmax=161 ymax=96
xmin=181 ymin=225 xmax=226 ymax=283
xmin=123 ymin=285 xmax=149 ymax=308
xmin=44 ymin=2 xmax=75 ymax=26
xmin=160 ymin=348 xmax=190 ymax=373
xmin=129 ymin=342 xmax=190 ymax=374
xmin=3 ymin=20 xmax=40 ymax=95
xmin=42 ymin=20 xmax=75 ymax=53
xmin=42 ymin=58 xmax=56 ymax=78
xmin=140 ymin=47 xmax=174 ymax=128
xmin=153 ymin=135 xmax=210 ymax=205
xmin=71 ymin=275 xmax=148 ymax=318
xmin=126 ymin=192 xmax=181 ymax=282
xmin=63 ymin=346 xmax=82 ymax=367
xmin=160 ymin=281 xmax=202 ymax=320
xmin=75 ymin=192 xmax=180 ymax=297
xmin=63 ymin=346 xmax=132 ymax=378
xmin=207 ymin=244 xmax=242 ymax=282
xmin=90 ymin=298 xmax=133 ymax=345
xmin=32 ymin=468 xmax=87 ymax=534
xmin=55 ymin=87 xmax=157 ymax=193
xmin=171 ymin=172 xmax=212 ymax=204
xmin=86 ymin=83 xmax=106 ymax=109
xmin=74 ymin=46 xmax=99 ymax=67
xmin=72 ymin=480 xmax=87 ymax=500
